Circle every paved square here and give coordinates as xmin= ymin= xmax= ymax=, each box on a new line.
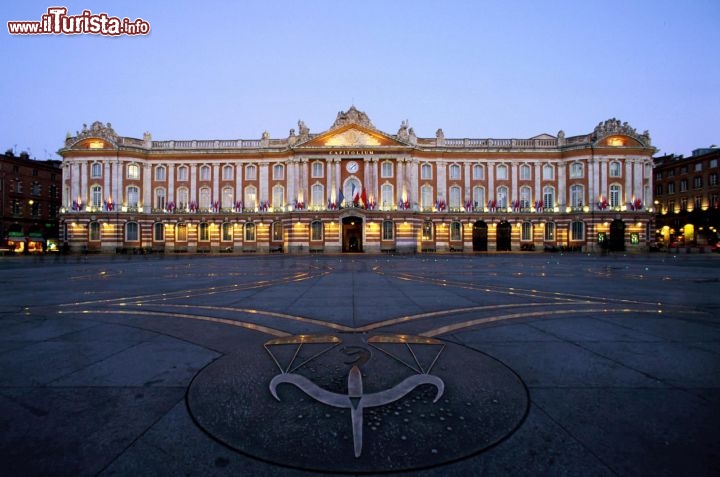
xmin=1 ymin=253 xmax=718 ymax=476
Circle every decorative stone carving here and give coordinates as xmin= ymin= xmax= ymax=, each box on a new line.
xmin=397 ymin=120 xmax=410 ymax=143
xmin=557 ymin=130 xmax=565 ymax=146
xmin=75 ymin=121 xmax=117 ymax=141
xmin=331 ymin=106 xmax=374 ymax=129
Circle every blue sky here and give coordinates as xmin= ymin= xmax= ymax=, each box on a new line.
xmin=2 ymin=0 xmax=719 ymax=159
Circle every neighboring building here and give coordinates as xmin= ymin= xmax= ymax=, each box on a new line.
xmin=653 ymin=147 xmax=720 ymax=248
xmin=58 ymin=107 xmax=656 ymax=254
xmin=0 ymin=151 xmax=62 ymax=252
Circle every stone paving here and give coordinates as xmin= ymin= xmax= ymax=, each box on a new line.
xmin=0 ymin=252 xmax=719 ymax=476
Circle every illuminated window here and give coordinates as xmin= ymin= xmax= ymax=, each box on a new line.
xmin=607 ymin=137 xmax=625 ymax=146
xmin=222 ymin=223 xmax=233 ymax=241
xmin=89 ymin=222 xmax=100 ymax=241
xmin=176 ymin=223 xmax=187 ymax=242
xmin=91 ymin=185 xmax=102 ymax=208
xmin=381 ymin=161 xmax=393 ymax=178
xmin=310 ymin=221 xmax=323 ymax=241
xmin=610 ymin=184 xmax=621 ymax=207
xmin=545 ymin=222 xmax=555 ymax=241
xmin=382 ymin=220 xmax=394 ymax=240
xmin=272 ymin=222 xmax=283 ymax=241
xmin=222 ymin=187 xmax=234 ymax=209
xmin=381 ymin=183 xmax=393 ymax=209
xmin=200 ymin=165 xmax=210 ymax=181
xmin=245 ymin=223 xmax=256 ymax=242
xmin=199 ymin=187 xmax=211 ymax=209
xmin=521 ymin=222 xmax=532 ymax=241
xmin=272 ymin=184 xmax=285 ymax=209
xmin=154 ymin=223 xmax=164 ymax=241
xmin=199 ymin=223 xmax=209 ymax=241
xmin=91 ymin=163 xmax=102 ymax=178
xmin=127 ymin=164 xmax=140 ymax=179
xmin=311 ymin=183 xmax=324 ymax=208
xmin=422 ymin=221 xmax=433 ymax=241
xmin=450 ymin=222 xmax=462 ymax=241
xmin=244 ymin=186 xmax=257 ymax=210
xmin=125 ymin=222 xmax=139 ymax=241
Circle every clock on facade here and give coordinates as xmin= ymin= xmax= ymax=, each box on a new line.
xmin=346 ymin=161 xmax=359 ymax=173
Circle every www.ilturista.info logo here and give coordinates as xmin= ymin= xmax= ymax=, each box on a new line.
xmin=7 ymin=7 xmax=150 ymax=36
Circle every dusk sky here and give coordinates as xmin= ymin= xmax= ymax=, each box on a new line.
xmin=3 ymin=0 xmax=719 ymax=160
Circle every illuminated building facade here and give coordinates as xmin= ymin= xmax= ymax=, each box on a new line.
xmin=58 ymin=107 xmax=656 ymax=254
xmin=653 ymin=147 xmax=720 ymax=248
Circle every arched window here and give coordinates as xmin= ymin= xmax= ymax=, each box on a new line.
xmin=125 ymin=222 xmax=139 ymax=241
xmin=312 ymin=161 xmax=324 ymax=178
xmin=570 ymin=184 xmax=584 ymax=208
xmin=422 ymin=221 xmax=433 ymax=241
xmin=244 ymin=186 xmax=257 ymax=210
xmin=520 ymin=164 xmax=531 ymax=180
xmin=91 ymin=163 xmax=102 ymax=178
xmin=421 ymin=185 xmax=433 ymax=210
xmin=381 ymin=161 xmax=394 ymax=178
xmin=223 ymin=165 xmax=234 ymax=180
xmin=272 ymin=184 xmax=285 ymax=209
xmin=244 ymin=223 xmax=256 ymax=242
xmin=177 ymin=166 xmax=188 ymax=181
xmin=89 ymin=221 xmax=100 ymax=241
xmin=273 ymin=164 xmax=284 ymax=180
xmin=272 ymin=221 xmax=283 ymax=241
xmin=449 ymin=164 xmax=461 ymax=180
xmin=91 ymin=185 xmax=102 ymax=208
xmin=472 ymin=186 xmax=485 ymax=210
xmin=310 ymin=220 xmax=323 ymax=241
xmin=199 ymin=223 xmax=209 ymax=241
xmin=450 ymin=221 xmax=462 ymax=241
xmin=472 ymin=164 xmax=484 ymax=180
xmin=222 ymin=222 xmax=233 ymax=241
xmin=199 ymin=165 xmax=211 ymax=181
xmin=176 ymin=223 xmax=187 ymax=242
xmin=154 ymin=223 xmax=164 ymax=241
xmin=155 ymin=165 xmax=166 ymax=181
xmin=245 ymin=164 xmax=257 ymax=180
xmin=520 ymin=186 xmax=531 ymax=209
xmin=127 ymin=164 xmax=140 ymax=179
xmin=543 ymin=164 xmax=554 ymax=180
xmin=381 ymin=183 xmax=394 ymax=210
xmin=343 ymin=178 xmax=361 ymax=206
xmin=311 ymin=183 xmax=324 ymax=209
xmin=449 ymin=186 xmax=462 ymax=209
xmin=154 ymin=188 xmax=166 ymax=210
xmin=543 ymin=186 xmax=555 ymax=208
xmin=177 ymin=187 xmax=189 ymax=210
xmin=127 ymin=186 xmax=139 ymax=207
xmin=496 ymin=164 xmax=508 ymax=180
xmin=199 ymin=187 xmax=211 ymax=209
xmin=382 ymin=220 xmax=394 ymax=240
xmin=421 ymin=163 xmax=432 ymax=180
xmin=570 ymin=162 xmax=584 ymax=179
xmin=222 ymin=186 xmax=234 ymax=209
xmin=609 ymin=161 xmax=622 ymax=177
xmin=609 ymin=184 xmax=622 ymax=207
xmin=497 ymin=186 xmax=508 ymax=209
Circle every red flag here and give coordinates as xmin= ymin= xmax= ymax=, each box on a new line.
xmin=353 ymin=193 xmax=360 ymax=206
xmin=361 ymin=188 xmax=368 ymax=208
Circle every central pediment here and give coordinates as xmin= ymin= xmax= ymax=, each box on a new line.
xmin=297 ymin=124 xmax=405 ymax=148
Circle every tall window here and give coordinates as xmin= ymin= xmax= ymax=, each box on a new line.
xmin=246 ymin=164 xmax=257 ymax=180
xmin=544 ymin=222 xmax=555 ymax=241
xmin=310 ymin=221 xmax=323 ymax=241
xmin=223 ymin=165 xmax=234 ymax=180
xmin=272 ymin=222 xmax=283 ymax=241
xmin=570 ymin=221 xmax=584 ymax=241
xmin=450 ymin=222 xmax=462 ymax=241
xmin=473 ymin=164 xmax=484 ymax=180
xmin=381 ymin=183 xmax=393 ymax=210
xmin=177 ymin=187 xmax=189 ymax=209
xmin=381 ymin=161 xmax=393 ymax=178
xmin=421 ymin=163 xmax=432 ymax=180
xmin=680 ymin=179 xmax=688 ymax=192
xmin=473 ymin=186 xmax=485 ymax=210
xmin=222 ymin=223 xmax=233 ymax=241
xmin=570 ymin=184 xmax=584 ymax=207
xmin=382 ymin=220 xmax=394 ymax=240
xmin=89 ymin=222 xmax=100 ymax=241
xmin=570 ymin=162 xmax=584 ymax=179
xmin=200 ymin=165 xmax=211 ymax=181
xmin=127 ymin=164 xmax=140 ymax=179
xmin=272 ymin=184 xmax=285 ymax=209
xmin=155 ymin=188 xmax=166 ymax=209
xmin=273 ymin=164 xmax=284 ymax=180
xmin=244 ymin=186 xmax=257 ymax=210
xmin=421 ymin=185 xmax=433 ymax=210
xmin=543 ymin=164 xmax=554 ymax=180
xmin=422 ymin=221 xmax=433 ymax=241
xmin=312 ymin=161 xmax=324 ymax=178
xmin=497 ymin=186 xmax=508 ymax=209
xmin=520 ymin=164 xmax=531 ymax=180
xmin=91 ymin=163 xmax=102 ymax=178
xmin=245 ymin=223 xmax=256 ymax=241
xmin=222 ymin=187 xmax=234 ymax=209
xmin=693 ymin=176 xmax=703 ymax=189
xmin=127 ymin=186 xmax=140 ymax=207
xmin=449 ymin=186 xmax=461 ymax=209
xmin=519 ymin=186 xmax=531 ymax=209
xmin=449 ymin=164 xmax=461 ymax=180
xmin=178 ymin=166 xmax=188 ymax=181
xmin=154 ymin=223 xmax=164 ymax=241
xmin=125 ymin=222 xmax=139 ymax=241
xmin=496 ymin=165 xmax=508 ymax=180
xmin=155 ymin=166 xmax=166 ymax=181
xmin=91 ymin=185 xmax=102 ymax=208
xmin=176 ymin=223 xmax=187 ymax=242
xmin=668 ymin=182 xmax=675 ymax=194
xmin=543 ymin=186 xmax=555 ymax=208
xmin=609 ymin=161 xmax=621 ymax=177
xmin=609 ymin=184 xmax=622 ymax=207
xmin=199 ymin=187 xmax=211 ymax=209
xmin=311 ymin=183 xmax=324 ymax=209
xmin=199 ymin=223 xmax=209 ymax=241
xmin=521 ymin=222 xmax=532 ymax=241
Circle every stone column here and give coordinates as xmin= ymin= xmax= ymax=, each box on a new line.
xmin=168 ymin=164 xmax=175 ymax=203
xmin=212 ymin=163 xmax=220 ymax=203
xmin=143 ymin=164 xmax=151 ymax=212
xmin=190 ymin=164 xmax=197 ymax=203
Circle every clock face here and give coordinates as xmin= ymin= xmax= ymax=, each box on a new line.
xmin=346 ymin=161 xmax=359 ymax=173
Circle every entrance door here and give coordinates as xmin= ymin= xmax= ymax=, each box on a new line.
xmin=496 ymin=221 xmax=512 ymax=251
xmin=472 ymin=221 xmax=488 ymax=251
xmin=609 ymin=219 xmax=625 ymax=251
xmin=342 ymin=216 xmax=363 ymax=252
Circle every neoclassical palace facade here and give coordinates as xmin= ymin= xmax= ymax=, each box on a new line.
xmin=59 ymin=107 xmax=656 ymax=254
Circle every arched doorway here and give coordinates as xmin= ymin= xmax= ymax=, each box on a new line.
xmin=496 ymin=221 xmax=512 ymax=251
xmin=342 ymin=216 xmax=363 ymax=252
xmin=472 ymin=221 xmax=488 ymax=251
xmin=609 ymin=219 xmax=625 ymax=252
